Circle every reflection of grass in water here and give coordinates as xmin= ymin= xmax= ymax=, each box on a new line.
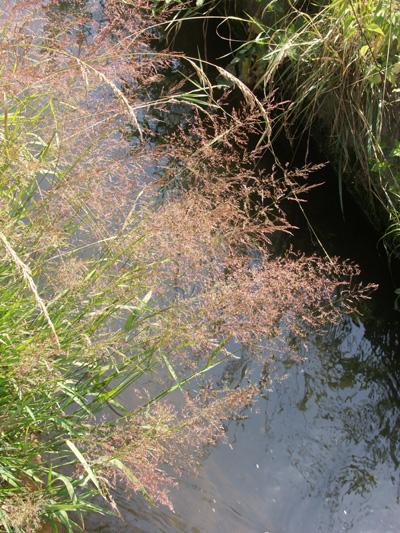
xmin=295 ymin=317 xmax=400 ymax=506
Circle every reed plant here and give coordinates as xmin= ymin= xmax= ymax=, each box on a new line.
xmin=0 ymin=1 xmax=372 ymax=530
xmin=231 ymin=0 xmax=400 ymax=251
xmin=159 ymin=0 xmax=400 ymax=262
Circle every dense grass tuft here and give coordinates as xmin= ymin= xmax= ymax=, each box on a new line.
xmin=0 ymin=1 xmax=373 ymax=530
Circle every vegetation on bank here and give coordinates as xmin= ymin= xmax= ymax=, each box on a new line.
xmin=157 ymin=0 xmax=400 ymax=263
xmin=0 ymin=1 xmax=371 ymax=530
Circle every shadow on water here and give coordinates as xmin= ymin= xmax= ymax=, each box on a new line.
xmin=46 ymin=3 xmax=400 ymax=531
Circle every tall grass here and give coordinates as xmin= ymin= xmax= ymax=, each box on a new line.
xmin=229 ymin=0 xmax=400 ymax=251
xmin=160 ymin=1 xmax=400 ymax=262
xmin=0 ymin=0 xmax=372 ymax=530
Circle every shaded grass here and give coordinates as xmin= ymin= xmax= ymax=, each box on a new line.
xmin=237 ymin=0 xmax=400 ymax=254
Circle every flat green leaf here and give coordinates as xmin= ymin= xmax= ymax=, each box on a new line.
xmin=160 ymin=353 xmax=182 ymax=391
xmin=366 ymin=22 xmax=384 ymax=36
xmin=54 ymin=473 xmax=76 ymax=501
xmin=124 ymin=291 xmax=152 ymax=331
xmin=65 ymin=440 xmax=101 ymax=493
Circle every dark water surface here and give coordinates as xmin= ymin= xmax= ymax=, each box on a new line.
xmin=49 ymin=3 xmax=400 ymax=531
xmin=88 ymin=312 xmax=400 ymax=533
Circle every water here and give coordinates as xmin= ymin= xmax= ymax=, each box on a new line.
xmin=85 ymin=307 xmax=399 ymax=533
xmin=43 ymin=3 xmax=400 ymax=531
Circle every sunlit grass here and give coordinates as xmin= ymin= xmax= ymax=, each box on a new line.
xmin=0 ymin=1 xmax=373 ymax=530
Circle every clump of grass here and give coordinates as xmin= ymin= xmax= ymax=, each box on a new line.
xmin=225 ymin=0 xmax=400 ymax=248
xmin=0 ymin=0 xmax=373 ymax=530
xmin=152 ymin=0 xmax=400 ymax=267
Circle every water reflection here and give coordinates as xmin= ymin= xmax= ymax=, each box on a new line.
xmin=84 ymin=312 xmax=400 ymax=533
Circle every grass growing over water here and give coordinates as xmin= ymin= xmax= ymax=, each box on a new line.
xmin=0 ymin=1 xmax=372 ymax=530
xmin=243 ymin=0 xmax=400 ymax=238
xmin=157 ymin=0 xmax=400 ymax=275
xmin=261 ymin=1 xmax=399 ymax=257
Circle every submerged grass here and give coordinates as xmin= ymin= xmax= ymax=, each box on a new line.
xmin=0 ymin=0 xmax=373 ymax=530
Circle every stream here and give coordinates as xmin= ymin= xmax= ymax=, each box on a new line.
xmin=88 ymin=308 xmax=400 ymax=533
xmin=47 ymin=3 xmax=400 ymax=531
